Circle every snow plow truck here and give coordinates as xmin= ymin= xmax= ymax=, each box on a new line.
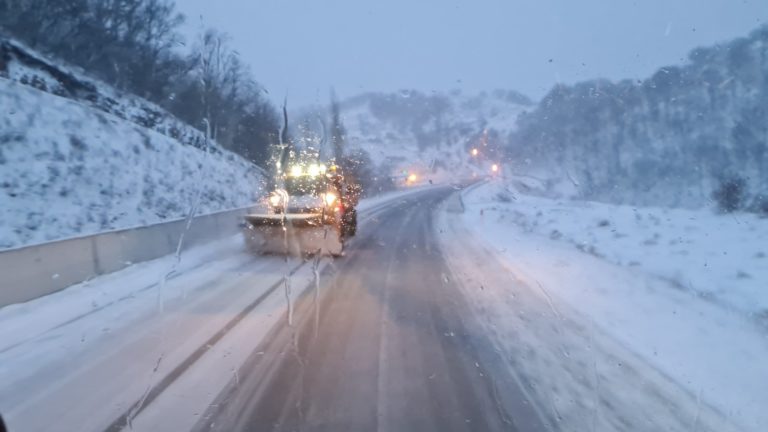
xmin=242 ymin=159 xmax=358 ymax=257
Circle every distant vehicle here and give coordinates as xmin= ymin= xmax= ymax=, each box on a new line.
xmin=242 ymin=161 xmax=357 ymax=257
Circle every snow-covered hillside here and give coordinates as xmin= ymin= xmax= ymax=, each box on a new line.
xmin=338 ymin=89 xmax=532 ymax=184
xmin=0 ymin=38 xmax=209 ymax=150
xmin=0 ymin=39 xmax=265 ymax=250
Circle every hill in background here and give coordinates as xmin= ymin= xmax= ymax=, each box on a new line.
xmin=509 ymin=25 xmax=768 ymax=211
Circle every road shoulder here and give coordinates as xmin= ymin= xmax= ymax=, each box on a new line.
xmin=435 ymin=191 xmax=743 ymax=432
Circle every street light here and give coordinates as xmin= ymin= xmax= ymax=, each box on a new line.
xmin=471 ymin=148 xmax=479 ymax=157
xmin=491 ymin=163 xmax=499 ymax=173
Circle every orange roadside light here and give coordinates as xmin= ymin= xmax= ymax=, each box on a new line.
xmin=491 ymin=164 xmax=499 ymax=173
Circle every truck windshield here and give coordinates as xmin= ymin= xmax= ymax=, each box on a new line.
xmin=284 ymin=176 xmax=324 ymax=196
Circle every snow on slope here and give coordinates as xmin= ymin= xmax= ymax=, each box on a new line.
xmin=1 ymin=38 xmax=207 ymax=150
xmin=0 ymin=37 xmax=266 ymax=250
xmin=453 ymin=179 xmax=768 ymax=431
xmin=339 ymin=89 xmax=531 ymax=184
xmin=0 ymin=79 xmax=264 ymax=250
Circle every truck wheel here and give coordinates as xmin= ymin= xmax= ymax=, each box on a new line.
xmin=343 ymin=209 xmax=357 ymax=237
xmin=349 ymin=209 xmax=357 ymax=236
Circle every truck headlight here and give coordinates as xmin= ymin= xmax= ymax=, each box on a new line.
xmin=289 ymin=165 xmax=303 ymax=177
xmin=323 ymin=192 xmax=337 ymax=206
xmin=269 ymin=192 xmax=282 ymax=207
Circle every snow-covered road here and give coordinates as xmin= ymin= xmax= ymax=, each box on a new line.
xmin=0 ymin=186 xmax=436 ymax=432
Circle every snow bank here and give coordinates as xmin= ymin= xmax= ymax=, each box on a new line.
xmin=457 ymin=179 xmax=768 ymax=431
xmin=0 ymin=78 xmax=265 ymax=249
xmin=476 ymin=178 xmax=768 ymax=317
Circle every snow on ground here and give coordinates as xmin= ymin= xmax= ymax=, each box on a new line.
xmin=0 ymin=235 xmax=247 ymax=355
xmin=446 ymin=178 xmax=768 ymax=431
xmin=0 ymin=233 xmax=311 ymax=432
xmin=481 ymin=177 xmax=768 ymax=320
xmin=0 ymin=78 xmax=265 ymax=250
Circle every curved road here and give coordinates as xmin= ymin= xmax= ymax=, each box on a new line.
xmin=3 ymin=186 xmax=743 ymax=432
xmin=195 ymin=187 xmax=546 ymax=432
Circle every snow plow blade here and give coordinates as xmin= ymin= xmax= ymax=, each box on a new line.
xmin=242 ymin=214 xmax=343 ymax=256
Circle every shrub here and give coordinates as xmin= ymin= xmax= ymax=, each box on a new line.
xmin=712 ymin=176 xmax=746 ymax=213
xmin=749 ymin=193 xmax=768 ymax=217
xmin=495 ymin=191 xmax=513 ymax=203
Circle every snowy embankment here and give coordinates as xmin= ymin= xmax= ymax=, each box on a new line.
xmin=449 ymin=179 xmax=767 ymax=431
xmin=0 ymin=77 xmax=265 ymax=249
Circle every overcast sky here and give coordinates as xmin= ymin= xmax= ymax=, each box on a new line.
xmin=176 ymin=0 xmax=765 ymax=106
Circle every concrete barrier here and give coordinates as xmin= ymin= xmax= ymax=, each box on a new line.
xmin=0 ymin=206 xmax=257 ymax=308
